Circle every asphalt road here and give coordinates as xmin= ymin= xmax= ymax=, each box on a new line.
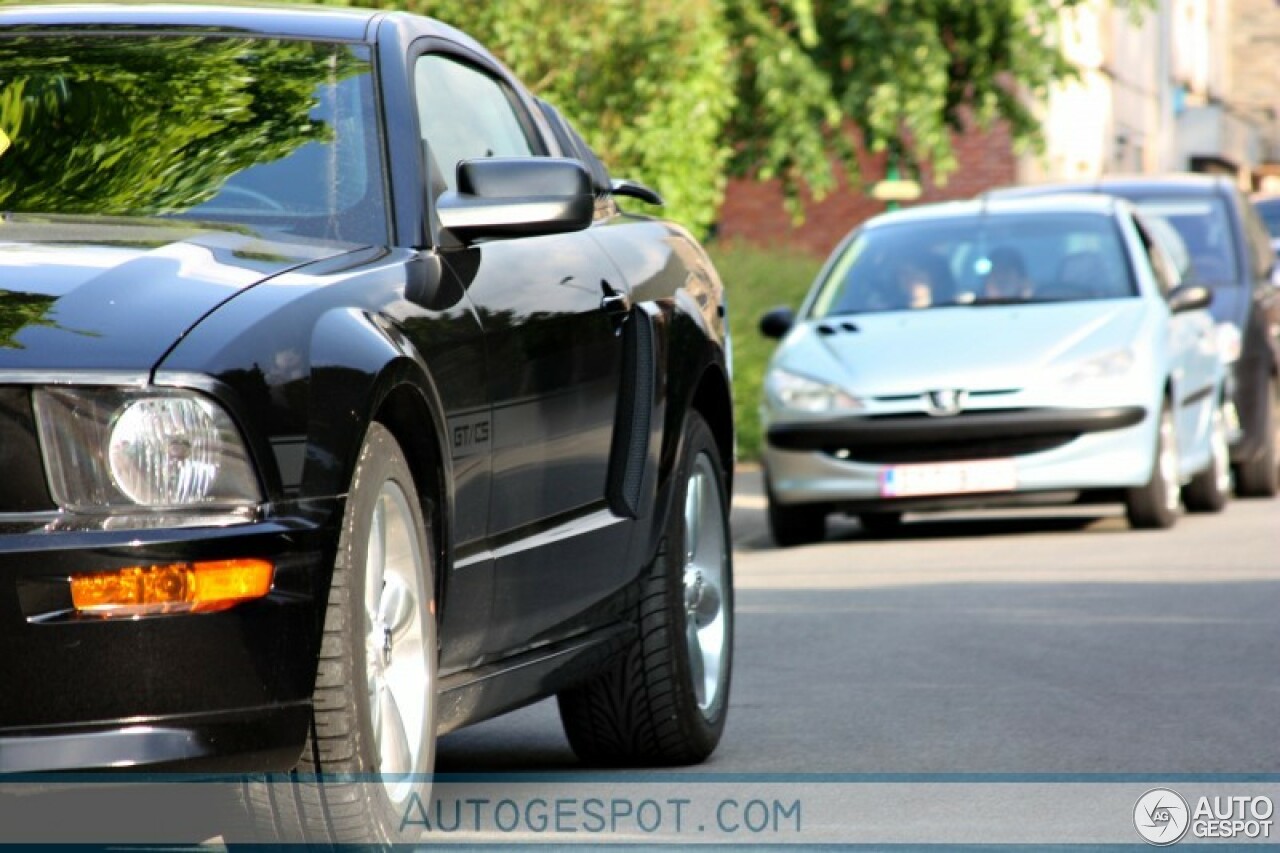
xmin=438 ymin=466 xmax=1280 ymax=774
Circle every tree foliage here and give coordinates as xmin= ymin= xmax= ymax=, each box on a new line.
xmin=370 ymin=0 xmax=736 ymax=236
xmin=387 ymin=0 xmax=1124 ymax=227
xmin=0 ymin=0 xmax=1132 ymax=232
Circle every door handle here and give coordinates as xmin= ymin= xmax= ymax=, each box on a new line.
xmin=600 ymin=279 xmax=631 ymax=334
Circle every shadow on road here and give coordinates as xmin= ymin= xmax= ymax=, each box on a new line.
xmin=734 ymin=509 xmax=1115 ymax=552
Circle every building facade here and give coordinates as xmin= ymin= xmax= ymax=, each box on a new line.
xmin=716 ymin=0 xmax=1280 ymax=256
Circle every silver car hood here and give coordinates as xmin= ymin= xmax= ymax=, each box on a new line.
xmin=776 ymin=300 xmax=1150 ymax=397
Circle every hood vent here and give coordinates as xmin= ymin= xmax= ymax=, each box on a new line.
xmin=816 ymin=321 xmax=859 ymax=336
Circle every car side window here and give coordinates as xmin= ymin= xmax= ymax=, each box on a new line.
xmin=1132 ymin=215 xmax=1179 ymax=297
xmin=1239 ymin=194 xmax=1275 ymax=280
xmin=536 ymin=99 xmax=611 ymax=194
xmin=414 ymin=54 xmax=537 ymax=190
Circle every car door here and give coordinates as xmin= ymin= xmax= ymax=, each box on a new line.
xmin=413 ymin=48 xmax=634 ymax=657
xmin=1135 ymin=214 xmax=1217 ymax=470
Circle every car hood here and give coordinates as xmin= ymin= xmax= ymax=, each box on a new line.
xmin=775 ymin=300 xmax=1150 ymax=396
xmin=0 ymin=217 xmax=356 ymax=373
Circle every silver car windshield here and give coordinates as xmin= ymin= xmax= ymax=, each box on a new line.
xmin=810 ymin=212 xmax=1136 ymax=318
xmin=0 ymin=34 xmax=387 ymax=245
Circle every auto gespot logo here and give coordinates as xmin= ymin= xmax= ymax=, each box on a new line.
xmin=1135 ymin=788 xmax=1274 ymax=845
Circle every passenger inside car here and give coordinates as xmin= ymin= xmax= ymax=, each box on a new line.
xmin=887 ymin=260 xmax=935 ymax=309
xmin=983 ymin=247 xmax=1033 ymax=299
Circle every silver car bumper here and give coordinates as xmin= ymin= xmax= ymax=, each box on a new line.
xmin=764 ymin=405 xmax=1155 ymax=507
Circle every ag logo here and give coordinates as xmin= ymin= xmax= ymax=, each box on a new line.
xmin=924 ymin=389 xmax=967 ymax=416
xmin=1135 ymin=788 xmax=1190 ymax=845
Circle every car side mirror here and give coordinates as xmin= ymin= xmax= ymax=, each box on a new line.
xmin=759 ymin=306 xmax=796 ymax=339
xmin=437 ymin=158 xmax=594 ymax=243
xmin=1168 ymin=283 xmax=1213 ymax=313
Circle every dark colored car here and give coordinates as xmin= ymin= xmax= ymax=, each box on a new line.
xmin=0 ymin=5 xmax=735 ymax=844
xmin=990 ymin=176 xmax=1280 ymax=497
xmin=1254 ymin=195 xmax=1280 ymax=261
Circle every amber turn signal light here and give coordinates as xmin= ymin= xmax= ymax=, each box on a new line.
xmin=70 ymin=559 xmax=274 ymax=617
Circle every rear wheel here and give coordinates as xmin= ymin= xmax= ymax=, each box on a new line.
xmin=558 ymin=412 xmax=732 ymax=765
xmin=766 ymin=484 xmax=826 ymax=547
xmin=1234 ymin=375 xmax=1278 ymax=498
xmin=1183 ymin=398 xmax=1230 ymax=513
xmin=240 ymin=423 xmax=437 ymax=845
xmin=1126 ymin=404 xmax=1180 ymax=529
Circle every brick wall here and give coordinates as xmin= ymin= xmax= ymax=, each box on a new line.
xmin=716 ymin=121 xmax=1018 ymax=258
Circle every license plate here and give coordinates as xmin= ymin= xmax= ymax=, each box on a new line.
xmin=880 ymin=459 xmax=1017 ymax=498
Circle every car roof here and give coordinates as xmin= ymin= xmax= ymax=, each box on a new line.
xmin=0 ymin=3 xmax=444 ymax=42
xmin=866 ymin=193 xmax=1122 ymax=230
xmin=987 ymin=173 xmax=1232 ymax=201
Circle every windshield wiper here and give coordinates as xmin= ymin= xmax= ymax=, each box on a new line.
xmin=967 ymin=296 xmax=1038 ymax=306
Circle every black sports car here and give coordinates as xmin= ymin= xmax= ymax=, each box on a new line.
xmin=0 ymin=5 xmax=735 ymax=843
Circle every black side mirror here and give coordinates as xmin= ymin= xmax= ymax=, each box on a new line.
xmin=1168 ymin=283 xmax=1213 ymax=313
xmin=437 ymin=157 xmax=594 ymax=242
xmin=759 ymin=306 xmax=796 ymax=339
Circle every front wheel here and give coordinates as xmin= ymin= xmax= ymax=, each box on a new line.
xmin=766 ymin=485 xmax=826 ymax=547
xmin=558 ymin=411 xmax=733 ymax=765
xmin=1125 ymin=404 xmax=1180 ymax=529
xmin=240 ymin=423 xmax=438 ymax=845
xmin=1183 ymin=397 xmax=1230 ymax=513
xmin=858 ymin=511 xmax=904 ymax=537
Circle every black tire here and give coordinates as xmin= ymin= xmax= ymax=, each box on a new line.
xmin=1125 ymin=404 xmax=1180 ymax=530
xmin=557 ymin=411 xmax=732 ymax=765
xmin=1183 ymin=397 xmax=1230 ymax=513
xmin=858 ymin=510 xmax=904 ymax=537
xmin=1234 ymin=375 xmax=1278 ymax=498
xmin=239 ymin=423 xmax=438 ymax=845
xmin=766 ymin=484 xmax=826 ymax=547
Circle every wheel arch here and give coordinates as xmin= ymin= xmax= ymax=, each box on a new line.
xmin=304 ymin=308 xmax=455 ymax=611
xmin=369 ymin=379 xmax=450 ymax=610
xmin=688 ymin=361 xmax=735 ymax=496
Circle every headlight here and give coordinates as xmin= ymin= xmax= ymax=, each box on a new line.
xmin=1215 ymin=322 xmax=1242 ymax=364
xmin=34 ymin=388 xmax=261 ymax=513
xmin=765 ymin=368 xmax=862 ymax=414
xmin=1060 ymin=348 xmax=1135 ymax=386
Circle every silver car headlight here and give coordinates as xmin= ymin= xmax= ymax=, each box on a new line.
xmin=1215 ymin=322 xmax=1242 ymax=365
xmin=34 ymin=387 xmax=262 ymax=513
xmin=765 ymin=367 xmax=862 ymax=414
xmin=1060 ymin=348 xmax=1135 ymax=386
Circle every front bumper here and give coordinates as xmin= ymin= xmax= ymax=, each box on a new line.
xmin=765 ymin=405 xmax=1154 ymax=507
xmin=0 ymin=505 xmax=339 ymax=773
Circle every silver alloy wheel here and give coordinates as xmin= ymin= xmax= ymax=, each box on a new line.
xmin=1210 ymin=401 xmax=1231 ymax=496
xmin=364 ymin=480 xmax=432 ymax=804
xmin=682 ymin=452 xmax=729 ymax=717
xmin=1159 ymin=410 xmax=1180 ymax=514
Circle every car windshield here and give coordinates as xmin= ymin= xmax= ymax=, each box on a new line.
xmin=809 ymin=212 xmax=1135 ymax=318
xmin=1131 ymin=196 xmax=1238 ymax=284
xmin=0 ymin=34 xmax=387 ymax=245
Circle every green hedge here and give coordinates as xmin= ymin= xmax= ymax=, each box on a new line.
xmin=356 ymin=0 xmax=735 ymax=237
xmin=708 ymin=241 xmax=823 ymax=462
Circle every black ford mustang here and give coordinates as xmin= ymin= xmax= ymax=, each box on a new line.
xmin=0 ymin=5 xmax=734 ymax=843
